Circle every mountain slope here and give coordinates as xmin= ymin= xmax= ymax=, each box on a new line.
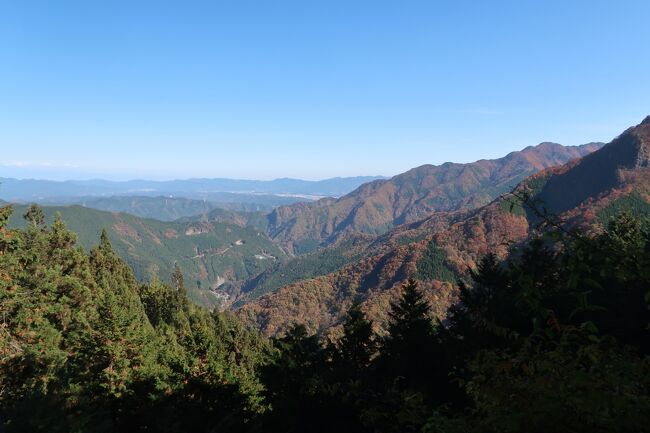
xmin=8 ymin=205 xmax=287 ymax=307
xmin=533 ymin=116 xmax=650 ymax=215
xmin=267 ymin=142 xmax=602 ymax=252
xmin=69 ymin=195 xmax=254 ymax=221
xmin=238 ymin=118 xmax=650 ymax=336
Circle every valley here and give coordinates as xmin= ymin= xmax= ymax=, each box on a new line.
xmin=5 ymin=3 xmax=648 ymax=429
xmin=237 ymin=117 xmax=650 ymax=335
xmin=4 ymin=119 xmax=650 ymax=327
xmin=3 ymin=131 xmax=629 ymax=316
xmin=3 ymin=118 xmax=649 ymax=432
xmin=7 ymin=204 xmax=286 ymax=307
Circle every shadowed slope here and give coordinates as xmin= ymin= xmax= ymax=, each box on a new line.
xmin=267 ymin=142 xmax=602 ymax=252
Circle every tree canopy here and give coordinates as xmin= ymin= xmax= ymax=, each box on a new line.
xmin=1 ymin=204 xmax=648 ymax=432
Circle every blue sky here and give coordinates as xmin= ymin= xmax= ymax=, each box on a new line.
xmin=1 ymin=0 xmax=649 ymax=180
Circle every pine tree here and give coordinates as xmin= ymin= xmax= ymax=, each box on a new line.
xmin=172 ymin=263 xmax=187 ymax=299
xmin=0 ymin=204 xmax=13 ymax=227
xmin=385 ymin=279 xmax=434 ymax=351
xmin=375 ymin=280 xmax=435 ymax=389
xmin=334 ymin=301 xmax=376 ymax=374
xmin=99 ymin=228 xmax=111 ymax=251
xmin=23 ymin=203 xmax=45 ymax=227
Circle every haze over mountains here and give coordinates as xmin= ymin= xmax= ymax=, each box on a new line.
xmin=5 ymin=0 xmax=649 ymax=427
xmin=4 ymin=116 xmax=650 ymax=432
xmin=7 ymin=203 xmax=281 ymax=307
xmin=237 ymin=117 xmax=650 ymax=336
xmin=0 ymin=176 xmax=384 ymax=202
xmin=6 ymin=117 xmax=648 ymax=321
xmin=267 ymin=141 xmax=602 ymax=252
xmin=3 ymin=134 xmax=618 ymax=313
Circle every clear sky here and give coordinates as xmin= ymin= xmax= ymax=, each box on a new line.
xmin=1 ymin=0 xmax=649 ymax=180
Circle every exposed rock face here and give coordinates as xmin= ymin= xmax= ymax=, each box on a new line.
xmin=185 ymin=223 xmax=213 ymax=236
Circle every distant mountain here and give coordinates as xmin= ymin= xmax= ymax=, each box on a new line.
xmin=231 ymin=140 xmax=605 ymax=304
xmin=8 ymin=204 xmax=287 ymax=307
xmin=237 ymin=118 xmax=650 ymax=336
xmin=69 ymin=195 xmax=273 ymax=221
xmin=0 ymin=176 xmax=385 ymax=202
xmin=266 ymin=142 xmax=602 ymax=253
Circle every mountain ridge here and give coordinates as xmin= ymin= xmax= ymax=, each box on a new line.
xmin=7 ymin=204 xmax=287 ymax=307
xmin=0 ymin=175 xmax=385 ymax=202
xmin=237 ymin=118 xmax=650 ymax=336
xmin=267 ymin=141 xmax=602 ymax=252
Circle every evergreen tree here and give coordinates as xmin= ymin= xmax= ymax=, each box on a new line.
xmin=23 ymin=203 xmax=45 ymax=227
xmin=333 ymin=301 xmax=377 ymax=375
xmin=172 ymin=263 xmax=187 ymax=299
xmin=384 ymin=279 xmax=435 ymax=363
xmin=2 ymin=202 xmax=650 ymax=432
xmin=367 ymin=279 xmax=444 ymax=432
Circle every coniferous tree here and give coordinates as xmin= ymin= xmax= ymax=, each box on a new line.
xmin=172 ymin=263 xmax=187 ymax=299
xmin=23 ymin=203 xmax=45 ymax=227
xmin=383 ymin=279 xmax=435 ymax=364
xmin=333 ymin=301 xmax=377 ymax=375
xmin=367 ymin=279 xmax=444 ymax=433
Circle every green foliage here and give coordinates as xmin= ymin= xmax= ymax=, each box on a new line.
xmin=23 ymin=203 xmax=45 ymax=226
xmin=240 ymin=237 xmax=366 ymax=302
xmin=0 ymin=211 xmax=271 ymax=432
xmin=597 ymin=191 xmax=650 ymax=225
xmin=395 ymin=232 xmax=427 ymax=246
xmin=525 ymin=173 xmax=551 ymax=196
xmin=385 ymin=279 xmax=434 ymax=348
xmin=332 ymin=302 xmax=377 ymax=373
xmin=434 ymin=212 xmax=650 ymax=432
xmin=255 ymin=213 xmax=650 ymax=433
xmin=416 ymin=239 xmax=457 ymax=282
xmin=293 ymin=238 xmax=320 ymax=254
xmin=7 ymin=204 xmax=286 ymax=307
xmin=2 ymin=204 xmax=649 ymax=432
xmin=498 ymin=194 xmax=527 ymax=216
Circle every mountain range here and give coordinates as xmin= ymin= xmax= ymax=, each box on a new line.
xmin=66 ymin=195 xmax=279 ymax=220
xmin=266 ymin=141 xmax=602 ymax=253
xmin=8 ymin=204 xmax=284 ymax=307
xmin=236 ymin=117 xmax=650 ymax=336
xmin=0 ymin=175 xmax=384 ymax=202
xmin=6 ymin=119 xmax=650 ymax=327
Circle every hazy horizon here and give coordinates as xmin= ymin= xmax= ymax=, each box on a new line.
xmin=0 ymin=136 xmax=625 ymax=182
xmin=0 ymin=173 xmax=387 ymax=183
xmin=2 ymin=1 xmax=649 ymax=180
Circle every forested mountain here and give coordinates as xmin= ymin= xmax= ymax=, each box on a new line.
xmin=2 ymin=191 xmax=648 ymax=432
xmin=533 ymin=115 xmax=650 ymax=216
xmin=266 ymin=141 xmax=602 ymax=252
xmin=7 ymin=205 xmax=286 ymax=307
xmin=74 ymin=196 xmax=224 ymax=220
xmin=0 ymin=141 xmax=604 ymax=309
xmin=69 ymin=195 xmax=300 ymax=218
xmin=238 ymin=118 xmax=650 ymax=336
xmin=0 ymin=208 xmax=273 ymax=432
xmin=2 ymin=119 xmax=649 ymax=432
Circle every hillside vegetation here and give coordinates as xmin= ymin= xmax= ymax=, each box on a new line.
xmin=238 ymin=118 xmax=650 ymax=336
xmin=2 ymin=202 xmax=648 ymax=432
xmin=8 ymin=205 xmax=286 ymax=307
xmin=267 ymin=142 xmax=601 ymax=252
xmin=73 ymin=195 xmax=275 ymax=221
